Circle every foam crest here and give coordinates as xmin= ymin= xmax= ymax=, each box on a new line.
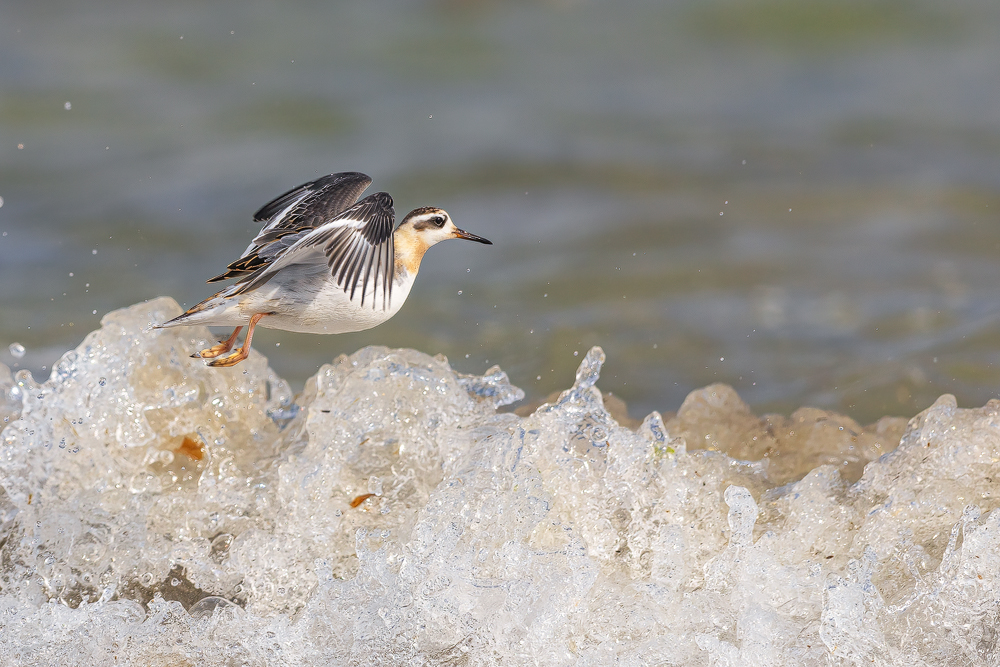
xmin=0 ymin=299 xmax=997 ymax=665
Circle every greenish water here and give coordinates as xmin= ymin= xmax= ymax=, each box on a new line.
xmin=2 ymin=0 xmax=1000 ymax=424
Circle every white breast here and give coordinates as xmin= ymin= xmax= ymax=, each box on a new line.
xmin=238 ymin=264 xmax=416 ymax=334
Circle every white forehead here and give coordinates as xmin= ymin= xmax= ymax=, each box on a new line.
xmin=411 ymin=209 xmax=449 ymax=223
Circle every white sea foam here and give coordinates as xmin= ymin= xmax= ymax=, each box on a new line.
xmin=0 ymin=298 xmax=997 ymax=666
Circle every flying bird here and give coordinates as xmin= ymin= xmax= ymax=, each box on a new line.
xmin=158 ymin=171 xmax=491 ymax=366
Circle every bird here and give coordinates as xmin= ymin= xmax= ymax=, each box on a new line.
xmin=158 ymin=171 xmax=492 ymax=367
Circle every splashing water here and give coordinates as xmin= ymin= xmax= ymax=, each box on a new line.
xmin=0 ymin=298 xmax=997 ymax=665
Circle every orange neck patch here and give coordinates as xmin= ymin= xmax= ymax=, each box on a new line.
xmin=393 ymin=227 xmax=429 ymax=276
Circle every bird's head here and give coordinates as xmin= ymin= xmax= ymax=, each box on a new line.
xmin=398 ymin=207 xmax=492 ymax=248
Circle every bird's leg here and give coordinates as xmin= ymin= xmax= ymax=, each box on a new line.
xmin=207 ymin=313 xmax=267 ymax=368
xmin=192 ymin=326 xmax=243 ymax=359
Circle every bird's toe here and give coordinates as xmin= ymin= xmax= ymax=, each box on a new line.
xmin=206 ymin=350 xmax=249 ymax=367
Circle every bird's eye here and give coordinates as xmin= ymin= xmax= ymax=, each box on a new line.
xmin=433 ymin=216 xmax=445 ymax=227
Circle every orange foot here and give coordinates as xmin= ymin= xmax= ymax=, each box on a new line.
xmin=205 ymin=313 xmax=266 ymax=368
xmin=192 ymin=326 xmax=243 ymax=359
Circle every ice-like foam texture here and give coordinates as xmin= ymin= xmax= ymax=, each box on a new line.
xmin=0 ymin=298 xmax=998 ymax=665
xmin=0 ymin=363 xmax=20 ymax=429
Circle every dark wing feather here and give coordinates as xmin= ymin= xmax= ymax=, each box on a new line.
xmin=315 ymin=192 xmax=396 ymax=309
xmin=234 ymin=192 xmax=396 ymax=310
xmin=207 ymin=171 xmax=372 ymax=283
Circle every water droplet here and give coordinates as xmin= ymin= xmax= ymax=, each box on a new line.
xmin=457 ymin=290 xmax=463 ymax=295
xmin=8 ymin=342 xmax=25 ymax=359
xmin=64 ymin=102 xmax=71 ymax=110
xmin=92 ymin=310 xmax=97 ymax=315
xmin=170 ymin=578 xmax=180 ymax=587
xmin=0 ymin=196 xmax=4 ymax=208
xmin=98 ymin=377 xmax=106 ymax=386
xmin=91 ymin=249 xmax=97 ymax=255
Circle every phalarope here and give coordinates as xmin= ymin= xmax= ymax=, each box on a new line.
xmin=158 ymin=171 xmax=492 ymax=367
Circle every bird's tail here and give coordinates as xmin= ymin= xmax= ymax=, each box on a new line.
xmin=155 ymin=288 xmax=239 ymax=329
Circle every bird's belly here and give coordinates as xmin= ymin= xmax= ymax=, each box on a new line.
xmin=242 ymin=272 xmax=410 ymax=335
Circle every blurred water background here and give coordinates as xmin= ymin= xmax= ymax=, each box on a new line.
xmin=2 ymin=0 xmax=1000 ymax=425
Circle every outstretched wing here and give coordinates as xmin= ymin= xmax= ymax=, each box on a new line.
xmin=208 ymin=171 xmax=373 ymax=283
xmin=234 ymin=192 xmax=396 ymax=310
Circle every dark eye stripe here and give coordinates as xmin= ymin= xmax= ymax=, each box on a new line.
xmin=412 ymin=214 xmax=446 ymax=231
